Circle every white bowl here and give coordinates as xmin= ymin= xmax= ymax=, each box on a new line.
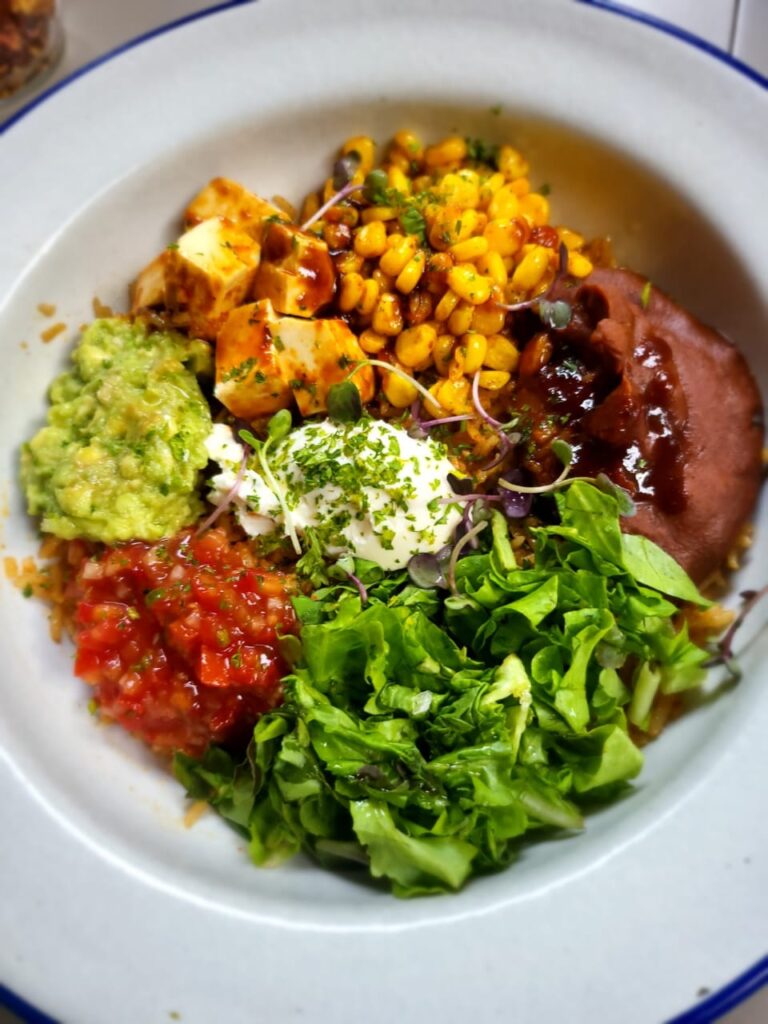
xmin=0 ymin=1 xmax=766 ymax=1022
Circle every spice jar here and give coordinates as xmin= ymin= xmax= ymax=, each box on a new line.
xmin=0 ymin=0 xmax=63 ymax=100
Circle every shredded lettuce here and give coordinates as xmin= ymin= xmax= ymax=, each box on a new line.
xmin=174 ymin=481 xmax=710 ymax=897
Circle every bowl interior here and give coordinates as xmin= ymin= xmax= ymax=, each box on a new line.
xmin=1 ymin=93 xmax=766 ymax=929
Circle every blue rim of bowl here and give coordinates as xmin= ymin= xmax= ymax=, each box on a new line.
xmin=0 ymin=0 xmax=765 ymax=1021
xmin=576 ymin=0 xmax=767 ymax=91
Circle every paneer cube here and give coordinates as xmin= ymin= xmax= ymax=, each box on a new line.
xmin=165 ymin=217 xmax=261 ymax=339
xmin=253 ymin=222 xmax=336 ymax=318
xmin=184 ymin=178 xmax=288 ymax=244
xmin=131 ymin=252 xmax=168 ymax=311
xmin=273 ymin=315 xmax=374 ymax=417
xmin=214 ymin=300 xmax=292 ymax=419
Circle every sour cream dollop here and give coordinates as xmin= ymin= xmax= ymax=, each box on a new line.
xmin=205 ymin=418 xmax=463 ymax=570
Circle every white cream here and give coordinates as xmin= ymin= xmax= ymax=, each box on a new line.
xmin=205 ymin=419 xmax=463 ymax=570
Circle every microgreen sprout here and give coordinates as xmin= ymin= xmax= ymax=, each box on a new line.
xmin=470 ymin=371 xmax=522 ymax=466
xmin=407 ymin=546 xmax=452 ymax=590
xmin=344 ymin=359 xmax=448 ymax=413
xmin=495 ymin=243 xmax=572 ymax=328
xmin=335 ymin=555 xmax=369 ymax=604
xmin=300 ymin=181 xmax=365 ymax=232
xmin=195 ymin=442 xmax=250 ymax=536
xmin=705 ymin=583 xmax=768 ymax=676
xmin=498 ymin=440 xmax=573 ymax=495
xmin=327 ymin=379 xmax=363 ymax=423
xmin=238 ymin=413 xmax=301 ymax=555
xmin=447 ymin=519 xmax=489 ymax=596
xmin=332 ymin=151 xmax=361 ymax=190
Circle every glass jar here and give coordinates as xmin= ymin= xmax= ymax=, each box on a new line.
xmin=0 ymin=0 xmax=63 ymax=101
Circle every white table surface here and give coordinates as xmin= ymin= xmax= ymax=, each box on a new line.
xmin=0 ymin=1 xmax=765 ymax=1022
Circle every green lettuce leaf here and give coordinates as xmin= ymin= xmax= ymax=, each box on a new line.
xmin=175 ymin=482 xmax=714 ymax=897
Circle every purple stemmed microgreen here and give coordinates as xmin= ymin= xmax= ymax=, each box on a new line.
xmin=337 ymin=560 xmax=369 ymax=604
xmin=407 ymin=545 xmax=453 ymax=590
xmin=195 ymin=443 xmax=250 ymax=536
xmin=343 ymin=358 xmax=448 ymax=414
xmin=705 ymin=583 xmax=768 ymax=677
xmin=447 ymin=519 xmax=489 ymax=596
xmin=495 ymin=243 xmax=573 ymax=329
xmin=498 ymin=469 xmax=533 ymax=518
xmin=471 ymin=371 xmax=522 ymax=467
xmin=408 ymin=401 xmax=472 ymax=439
xmin=498 ymin=438 xmax=574 ymax=496
xmin=301 ymin=166 xmax=394 ymax=233
xmin=301 ymin=182 xmax=365 ymax=232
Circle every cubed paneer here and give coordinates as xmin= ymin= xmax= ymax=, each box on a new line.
xmin=253 ymin=222 xmax=335 ymax=318
xmin=184 ymin=178 xmax=288 ymax=244
xmin=131 ymin=252 xmax=168 ymax=311
xmin=165 ymin=217 xmax=261 ymax=340
xmin=214 ymin=300 xmax=291 ymax=419
xmin=273 ymin=315 xmax=374 ymax=417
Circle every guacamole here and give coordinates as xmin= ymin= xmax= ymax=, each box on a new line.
xmin=21 ymin=318 xmax=213 ymax=543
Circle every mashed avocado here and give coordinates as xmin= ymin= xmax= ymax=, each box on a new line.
xmin=21 ymin=318 xmax=213 ymax=543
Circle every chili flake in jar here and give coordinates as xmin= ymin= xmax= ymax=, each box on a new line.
xmin=72 ymin=527 xmax=297 ymax=757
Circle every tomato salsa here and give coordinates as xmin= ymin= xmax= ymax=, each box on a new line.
xmin=72 ymin=528 xmax=296 ymax=756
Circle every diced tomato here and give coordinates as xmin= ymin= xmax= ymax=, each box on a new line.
xmin=70 ymin=528 xmax=296 ymax=756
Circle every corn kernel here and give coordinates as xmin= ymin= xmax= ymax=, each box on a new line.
xmin=488 ymin=184 xmax=520 ymax=221
xmin=429 ymin=376 xmax=471 ymax=414
xmin=338 ymin=272 xmax=365 ymax=312
xmin=449 ymin=236 xmax=489 ymax=262
xmin=457 ymin=332 xmax=487 ymax=374
xmin=568 ymin=252 xmax=594 ymax=278
xmin=483 ymin=334 xmax=519 ymax=372
xmin=393 ymin=130 xmax=423 ymax=159
xmin=448 ymin=300 xmax=475 ymax=336
xmin=379 ymin=235 xmax=418 ymax=277
xmin=466 ymin=418 xmax=499 ymax=458
xmin=428 ymin=205 xmax=481 ymax=250
xmin=447 ymin=264 xmax=493 ymax=305
xmin=511 ymin=246 xmax=551 ymax=292
xmin=342 ymin=135 xmax=375 ymax=173
xmin=477 ymin=370 xmax=511 ymax=391
xmin=354 ymin=220 xmax=388 ymax=258
xmin=479 ymin=171 xmax=505 ymax=206
xmin=471 ymin=303 xmax=506 ymax=335
xmin=382 ymin=364 xmax=418 ymax=407
xmin=424 ymin=135 xmax=467 ymax=169
xmin=356 ymin=278 xmax=380 ymax=315
xmin=395 ymin=251 xmax=426 ymax=295
xmin=433 ymin=332 xmax=456 ymax=375
xmin=395 ymin=323 xmax=437 ymax=368
xmin=476 ymin=251 xmax=508 ymax=288
xmin=436 ymin=172 xmax=480 ymax=210
xmin=300 ymin=192 xmax=320 ymax=223
xmin=372 ymin=292 xmax=404 ymax=336
xmin=558 ymin=227 xmax=585 ymax=250
xmin=387 ymin=165 xmax=412 ymax=196
xmin=362 ymin=206 xmax=399 ymax=224
xmin=483 ymin=217 xmax=526 ymax=257
xmin=407 ymin=290 xmax=433 ymax=325
xmin=359 ymin=328 xmax=388 ymax=354
xmin=434 ymin=289 xmax=460 ymax=322
xmin=387 ymin=150 xmax=411 ymax=173
xmin=498 ymin=145 xmax=530 ymax=180
xmin=335 ymin=251 xmax=365 ymax=275
xmin=371 ymin=267 xmax=395 ymax=293
xmin=518 ymin=193 xmax=550 ymax=227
